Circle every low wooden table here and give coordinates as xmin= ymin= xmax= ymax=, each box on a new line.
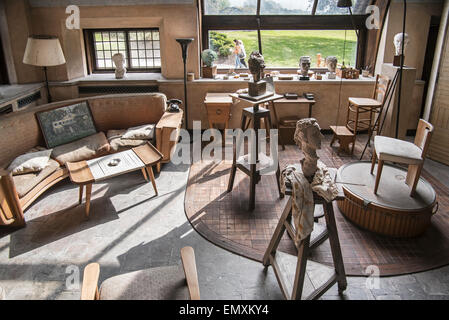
xmin=66 ymin=142 xmax=163 ymax=217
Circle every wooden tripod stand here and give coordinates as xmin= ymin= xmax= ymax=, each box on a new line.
xmin=263 ymin=169 xmax=347 ymax=300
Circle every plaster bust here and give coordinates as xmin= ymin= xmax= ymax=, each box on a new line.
xmin=326 ymin=56 xmax=338 ymax=73
xmin=299 ymin=56 xmax=311 ymax=77
xmin=248 ymin=51 xmax=265 ymax=82
xmin=112 ymin=53 xmax=127 ymax=79
xmin=294 ymin=118 xmax=323 ymax=181
xmin=394 ymin=33 xmax=410 ymax=56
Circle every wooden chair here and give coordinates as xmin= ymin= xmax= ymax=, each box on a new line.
xmin=81 ymin=246 xmax=200 ymax=300
xmin=331 ymin=74 xmax=391 ymax=154
xmin=371 ymin=119 xmax=434 ymax=197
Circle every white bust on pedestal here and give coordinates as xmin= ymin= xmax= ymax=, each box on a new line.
xmin=112 ymin=53 xmax=127 ymax=79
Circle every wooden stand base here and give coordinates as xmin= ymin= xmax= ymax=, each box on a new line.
xmin=337 ymin=161 xmax=438 ymax=238
xmin=263 ymin=173 xmax=347 ymax=300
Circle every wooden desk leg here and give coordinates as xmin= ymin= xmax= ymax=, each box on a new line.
xmin=308 ymin=103 xmax=313 ymax=118
xmin=147 ymin=166 xmax=158 ymax=196
xmin=269 ymin=101 xmax=285 ymax=151
xmin=79 ymin=185 xmax=84 ymax=204
xmin=85 ymin=184 xmax=92 ymax=218
xmin=141 ymin=168 xmax=149 ymax=182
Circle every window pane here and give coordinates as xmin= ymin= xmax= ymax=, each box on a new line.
xmin=91 ymin=29 xmax=160 ymax=71
xmin=204 ymin=0 xmax=257 ymax=15
xmin=260 ymin=0 xmax=314 ymax=15
xmin=209 ymin=30 xmax=258 ymax=69
xmin=316 ymin=0 xmax=370 ymax=15
xmin=259 ymin=30 xmax=358 ymax=68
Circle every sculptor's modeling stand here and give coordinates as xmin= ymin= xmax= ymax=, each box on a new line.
xmin=263 ymin=169 xmax=347 ymax=300
xmin=227 ymin=94 xmax=283 ymax=211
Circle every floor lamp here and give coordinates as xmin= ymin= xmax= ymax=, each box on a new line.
xmin=176 ymin=38 xmax=194 ymax=132
xmin=23 ymin=35 xmax=66 ymax=103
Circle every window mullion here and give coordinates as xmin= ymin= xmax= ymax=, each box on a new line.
xmin=125 ymin=31 xmax=132 ymax=70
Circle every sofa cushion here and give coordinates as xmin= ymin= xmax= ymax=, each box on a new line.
xmin=52 ymin=132 xmax=110 ymax=165
xmin=13 ymin=158 xmax=61 ymax=198
xmin=122 ymin=124 xmax=155 ymax=140
xmin=7 ymin=148 xmax=52 ymax=175
xmin=107 ymin=130 xmax=147 ymax=153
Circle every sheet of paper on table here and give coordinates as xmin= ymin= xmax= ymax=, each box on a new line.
xmin=87 ymin=150 xmax=144 ymax=181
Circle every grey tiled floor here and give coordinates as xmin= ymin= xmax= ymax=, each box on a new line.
xmin=0 ymin=153 xmax=448 ymax=300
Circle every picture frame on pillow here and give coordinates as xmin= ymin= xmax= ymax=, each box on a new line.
xmin=36 ymin=101 xmax=97 ymax=148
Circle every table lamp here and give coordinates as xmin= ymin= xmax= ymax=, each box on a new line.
xmin=23 ymin=35 xmax=66 ymax=103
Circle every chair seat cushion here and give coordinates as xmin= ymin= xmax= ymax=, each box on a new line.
xmin=51 ymin=132 xmax=110 ymax=165
xmin=106 ymin=130 xmax=148 ymax=153
xmin=374 ymin=136 xmax=423 ymax=164
xmin=349 ymin=97 xmax=382 ymax=107
xmin=13 ymin=158 xmax=61 ymax=198
xmin=99 ymin=265 xmax=189 ymax=300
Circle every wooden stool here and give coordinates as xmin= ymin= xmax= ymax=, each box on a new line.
xmin=227 ymin=105 xmax=282 ymax=211
xmin=330 ymin=125 xmax=356 ymax=155
xmin=263 ymin=170 xmax=347 ymax=300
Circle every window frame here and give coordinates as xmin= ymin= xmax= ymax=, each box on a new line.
xmin=201 ymin=0 xmax=371 ymax=70
xmin=85 ymin=28 xmax=162 ymax=74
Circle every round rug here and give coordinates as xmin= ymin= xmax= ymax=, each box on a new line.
xmin=184 ymin=144 xmax=449 ymax=276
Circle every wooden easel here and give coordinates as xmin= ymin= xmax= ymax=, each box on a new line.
xmin=263 ymin=168 xmax=347 ymax=300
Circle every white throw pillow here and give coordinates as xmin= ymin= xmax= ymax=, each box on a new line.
xmin=121 ymin=124 xmax=155 ymax=140
xmin=7 ymin=149 xmax=52 ymax=175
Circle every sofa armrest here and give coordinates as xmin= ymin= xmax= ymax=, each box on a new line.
xmin=155 ymin=111 xmax=184 ymax=164
xmin=0 ymin=170 xmax=25 ymax=227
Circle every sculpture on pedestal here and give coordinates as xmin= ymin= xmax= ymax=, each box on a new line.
xmin=248 ymin=51 xmax=267 ymax=97
xmin=393 ymin=33 xmax=409 ymax=67
xmin=112 ymin=53 xmax=127 ymax=79
xmin=326 ymin=56 xmax=338 ymax=80
xmin=299 ymin=56 xmax=311 ymax=80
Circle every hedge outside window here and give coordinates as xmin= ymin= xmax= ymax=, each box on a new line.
xmin=87 ymin=29 xmax=161 ymax=73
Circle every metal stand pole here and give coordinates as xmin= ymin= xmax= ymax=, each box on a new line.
xmin=44 ymin=66 xmax=52 ymax=103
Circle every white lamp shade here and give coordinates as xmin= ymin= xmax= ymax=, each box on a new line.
xmin=23 ymin=36 xmax=66 ymax=67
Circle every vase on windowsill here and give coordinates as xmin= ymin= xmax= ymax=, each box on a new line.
xmin=202 ymin=65 xmax=217 ymax=79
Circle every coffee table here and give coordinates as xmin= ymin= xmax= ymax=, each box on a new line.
xmin=66 ymin=142 xmax=163 ymax=217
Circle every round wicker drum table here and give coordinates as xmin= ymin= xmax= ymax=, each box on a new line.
xmin=336 ymin=161 xmax=438 ymax=238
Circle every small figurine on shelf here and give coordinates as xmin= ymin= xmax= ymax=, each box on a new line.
xmin=317 ymin=53 xmax=322 ymax=68
xmin=299 ymin=56 xmax=311 ymax=81
xmin=326 ymin=56 xmax=337 ymax=80
xmin=112 ymin=53 xmax=127 ymax=79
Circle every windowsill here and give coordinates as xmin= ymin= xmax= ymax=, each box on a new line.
xmin=52 ymin=72 xmax=165 ymax=85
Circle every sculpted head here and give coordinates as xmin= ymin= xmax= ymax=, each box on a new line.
xmin=112 ymin=53 xmax=125 ymax=69
xmin=294 ymin=118 xmax=322 ymax=150
xmin=299 ymin=56 xmax=311 ymax=77
xmin=394 ymin=33 xmax=410 ymax=56
xmin=248 ymin=51 xmax=265 ymax=82
xmin=326 ymin=56 xmax=338 ymax=73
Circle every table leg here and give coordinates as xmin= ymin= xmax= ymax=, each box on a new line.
xmin=85 ymin=184 xmax=92 ymax=218
xmin=308 ymin=103 xmax=313 ymax=118
xmin=79 ymin=185 xmax=84 ymax=204
xmin=147 ymin=166 xmax=158 ymax=196
xmin=141 ymin=168 xmax=149 ymax=182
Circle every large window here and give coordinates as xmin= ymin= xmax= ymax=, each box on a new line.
xmin=86 ymin=28 xmax=161 ymax=73
xmin=202 ymin=0 xmax=370 ymax=69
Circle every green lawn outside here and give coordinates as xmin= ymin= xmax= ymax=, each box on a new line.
xmin=214 ymin=30 xmax=358 ymax=68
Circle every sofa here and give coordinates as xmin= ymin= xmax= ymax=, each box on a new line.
xmin=0 ymin=93 xmax=183 ymax=227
